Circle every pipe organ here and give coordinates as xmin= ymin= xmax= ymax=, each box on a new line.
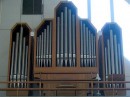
xmin=80 ymin=20 xmax=97 ymax=67
xmin=99 ymin=23 xmax=125 ymax=96
xmin=36 ymin=20 xmax=52 ymax=67
xmin=6 ymin=1 xmax=126 ymax=96
xmin=56 ymin=4 xmax=76 ymax=67
xmin=33 ymin=1 xmax=98 ymax=96
xmin=7 ymin=23 xmax=31 ymax=96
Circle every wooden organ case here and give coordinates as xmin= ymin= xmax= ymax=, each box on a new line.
xmin=7 ymin=23 xmax=31 ymax=96
xmin=34 ymin=1 xmax=98 ymax=96
xmin=99 ymin=23 xmax=126 ymax=96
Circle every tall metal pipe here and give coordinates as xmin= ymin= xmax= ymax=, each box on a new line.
xmin=118 ymin=44 xmax=122 ymax=74
xmin=39 ymin=35 xmax=41 ymax=67
xmin=65 ymin=7 xmax=68 ymax=67
xmin=86 ymin=27 xmax=89 ymax=67
xmin=36 ymin=37 xmax=39 ymax=66
xmin=72 ymin=14 xmax=76 ymax=66
xmin=25 ymin=46 xmax=28 ymax=88
xmin=17 ymin=27 xmax=23 ymax=88
xmin=83 ymin=24 xmax=86 ymax=67
xmin=46 ymin=26 xmax=49 ymax=67
xmin=21 ymin=38 xmax=26 ymax=88
xmin=68 ymin=9 xmax=72 ymax=67
xmin=41 ymin=32 xmax=44 ymax=67
xmin=49 ymin=22 xmax=52 ymax=67
xmin=114 ymin=35 xmax=119 ymax=74
xmin=43 ymin=31 xmax=45 ymax=67
xmin=105 ymin=47 xmax=108 ymax=88
xmin=89 ymin=31 xmax=91 ymax=67
xmin=14 ymin=33 xmax=19 ymax=88
xmin=57 ymin=17 xmax=60 ymax=66
xmin=107 ymin=39 xmax=111 ymax=75
xmin=93 ymin=36 xmax=96 ymax=66
xmin=10 ymin=42 xmax=15 ymax=87
xmin=61 ymin=12 xmax=64 ymax=67
xmin=91 ymin=34 xmax=94 ymax=67
xmin=110 ymin=30 xmax=115 ymax=74
xmin=80 ymin=21 xmax=83 ymax=67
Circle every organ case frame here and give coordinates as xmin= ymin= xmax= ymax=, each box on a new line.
xmin=101 ymin=23 xmax=126 ymax=96
xmin=34 ymin=1 xmax=98 ymax=96
xmin=7 ymin=23 xmax=31 ymax=96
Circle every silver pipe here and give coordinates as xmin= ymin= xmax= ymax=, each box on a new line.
xmin=41 ymin=32 xmax=44 ymax=67
xmin=80 ymin=21 xmax=83 ymax=67
xmin=10 ymin=42 xmax=15 ymax=87
xmin=24 ymin=46 xmax=28 ymax=88
xmin=105 ymin=47 xmax=108 ymax=88
xmin=114 ymin=35 xmax=119 ymax=74
xmin=107 ymin=39 xmax=111 ymax=75
xmin=49 ymin=22 xmax=52 ymax=67
xmin=86 ymin=27 xmax=89 ymax=67
xmin=14 ymin=33 xmax=19 ymax=88
xmin=65 ymin=7 xmax=68 ymax=67
xmin=110 ymin=30 xmax=115 ymax=74
xmin=39 ymin=35 xmax=41 ymax=67
xmin=21 ymin=38 xmax=26 ymax=88
xmin=118 ymin=44 xmax=122 ymax=74
xmin=93 ymin=35 xmax=96 ymax=66
xmin=57 ymin=17 xmax=60 ymax=67
xmin=91 ymin=34 xmax=94 ymax=67
xmin=105 ymin=47 xmax=108 ymax=79
xmin=72 ymin=14 xmax=76 ymax=66
xmin=44 ymin=29 xmax=46 ymax=67
xmin=89 ymin=31 xmax=91 ymax=67
xmin=36 ymin=37 xmax=39 ymax=66
xmin=61 ymin=12 xmax=64 ymax=67
xmin=17 ymin=27 xmax=23 ymax=88
xmin=46 ymin=26 xmax=49 ymax=67
xmin=83 ymin=24 xmax=86 ymax=67
xmin=68 ymin=9 xmax=72 ymax=67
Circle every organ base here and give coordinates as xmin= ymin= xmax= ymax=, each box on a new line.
xmin=6 ymin=91 xmax=28 ymax=96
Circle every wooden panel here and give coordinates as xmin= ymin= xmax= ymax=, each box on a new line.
xmin=34 ymin=74 xmax=97 ymax=81
xmin=6 ymin=91 xmax=28 ymax=96
xmin=34 ymin=67 xmax=98 ymax=74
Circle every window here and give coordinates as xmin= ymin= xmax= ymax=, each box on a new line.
xmin=23 ymin=0 xmax=42 ymax=15
xmin=69 ymin=0 xmax=130 ymax=61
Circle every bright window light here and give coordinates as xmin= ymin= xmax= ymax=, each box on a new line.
xmin=69 ymin=0 xmax=130 ymax=61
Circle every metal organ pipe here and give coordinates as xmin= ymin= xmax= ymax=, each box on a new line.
xmin=49 ymin=22 xmax=52 ymax=67
xmin=41 ymin=32 xmax=44 ymax=67
xmin=68 ymin=9 xmax=72 ymax=67
xmin=10 ymin=42 xmax=15 ymax=87
xmin=21 ymin=37 xmax=26 ymax=88
xmin=14 ymin=33 xmax=19 ymax=87
xmin=72 ymin=14 xmax=76 ymax=67
xmin=110 ymin=30 xmax=115 ymax=74
xmin=44 ymin=29 xmax=47 ymax=67
xmin=61 ymin=12 xmax=64 ymax=67
xmin=25 ymin=46 xmax=28 ymax=88
xmin=57 ymin=17 xmax=60 ymax=66
xmin=80 ymin=21 xmax=83 ymax=67
xmin=36 ymin=37 xmax=39 ymax=66
xmin=83 ymin=24 xmax=86 ymax=67
xmin=114 ymin=35 xmax=119 ymax=74
xmin=64 ymin=7 xmax=68 ymax=67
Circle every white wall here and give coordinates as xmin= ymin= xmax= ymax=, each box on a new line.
xmin=0 ymin=0 xmax=66 ymax=96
